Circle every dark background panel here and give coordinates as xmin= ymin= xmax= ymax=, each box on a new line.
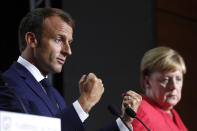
xmin=62 ymin=0 xmax=155 ymax=130
xmin=0 ymin=1 xmax=29 ymax=72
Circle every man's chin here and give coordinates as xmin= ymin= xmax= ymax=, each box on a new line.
xmin=52 ymin=67 xmax=63 ymax=73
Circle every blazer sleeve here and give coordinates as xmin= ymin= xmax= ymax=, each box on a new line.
xmin=59 ymin=105 xmax=86 ymax=131
xmin=99 ymin=121 xmax=120 ymax=131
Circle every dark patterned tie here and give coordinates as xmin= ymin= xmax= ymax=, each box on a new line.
xmin=40 ymin=78 xmax=59 ymax=109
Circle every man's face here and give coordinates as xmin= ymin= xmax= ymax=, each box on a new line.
xmin=34 ymin=16 xmax=73 ymax=75
xmin=147 ymin=70 xmax=183 ymax=110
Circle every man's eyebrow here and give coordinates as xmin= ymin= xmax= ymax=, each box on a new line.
xmin=57 ymin=34 xmax=73 ymax=43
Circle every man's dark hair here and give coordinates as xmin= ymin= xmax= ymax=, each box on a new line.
xmin=18 ymin=8 xmax=75 ymax=53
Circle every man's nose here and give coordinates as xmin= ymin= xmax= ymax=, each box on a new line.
xmin=61 ymin=42 xmax=72 ymax=55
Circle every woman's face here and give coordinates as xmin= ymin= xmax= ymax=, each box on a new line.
xmin=146 ymin=69 xmax=183 ymax=111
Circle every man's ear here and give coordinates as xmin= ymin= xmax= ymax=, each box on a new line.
xmin=25 ymin=32 xmax=38 ymax=48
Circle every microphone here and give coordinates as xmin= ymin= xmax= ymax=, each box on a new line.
xmin=0 ymin=72 xmax=28 ymax=114
xmin=108 ymin=104 xmax=132 ymax=131
xmin=125 ymin=107 xmax=151 ymax=131
xmin=125 ymin=107 xmax=136 ymax=118
xmin=107 ymin=104 xmax=120 ymax=117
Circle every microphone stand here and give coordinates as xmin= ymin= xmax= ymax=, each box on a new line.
xmin=125 ymin=107 xmax=150 ymax=131
xmin=108 ymin=104 xmax=132 ymax=131
xmin=0 ymin=72 xmax=28 ymax=114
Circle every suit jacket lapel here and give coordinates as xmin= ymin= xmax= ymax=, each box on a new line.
xmin=14 ymin=62 xmax=58 ymax=115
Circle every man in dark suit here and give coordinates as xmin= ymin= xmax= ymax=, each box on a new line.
xmin=0 ymin=8 xmax=142 ymax=131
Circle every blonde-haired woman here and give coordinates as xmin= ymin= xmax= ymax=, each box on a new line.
xmin=132 ymin=46 xmax=188 ymax=131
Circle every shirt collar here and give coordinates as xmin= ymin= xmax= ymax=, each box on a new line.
xmin=17 ymin=56 xmax=46 ymax=82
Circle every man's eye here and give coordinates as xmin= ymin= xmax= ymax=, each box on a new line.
xmin=55 ymin=39 xmax=62 ymax=44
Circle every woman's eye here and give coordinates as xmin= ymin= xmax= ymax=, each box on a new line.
xmin=161 ymin=78 xmax=169 ymax=84
xmin=176 ymin=77 xmax=182 ymax=82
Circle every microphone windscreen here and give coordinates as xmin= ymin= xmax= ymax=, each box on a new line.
xmin=125 ymin=107 xmax=136 ymax=118
xmin=107 ymin=104 xmax=120 ymax=117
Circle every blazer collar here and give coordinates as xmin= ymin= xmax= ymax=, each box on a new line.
xmin=12 ymin=62 xmax=59 ymax=115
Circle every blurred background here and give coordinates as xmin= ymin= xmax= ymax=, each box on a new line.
xmin=0 ymin=0 xmax=196 ymax=130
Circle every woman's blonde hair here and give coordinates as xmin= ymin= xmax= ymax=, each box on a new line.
xmin=140 ymin=46 xmax=186 ymax=90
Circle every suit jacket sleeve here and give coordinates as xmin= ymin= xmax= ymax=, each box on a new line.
xmin=99 ymin=121 xmax=120 ymax=131
xmin=58 ymin=105 xmax=86 ymax=131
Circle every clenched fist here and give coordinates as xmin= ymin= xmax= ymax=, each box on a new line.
xmin=121 ymin=90 xmax=142 ymax=126
xmin=78 ymin=73 xmax=104 ymax=113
